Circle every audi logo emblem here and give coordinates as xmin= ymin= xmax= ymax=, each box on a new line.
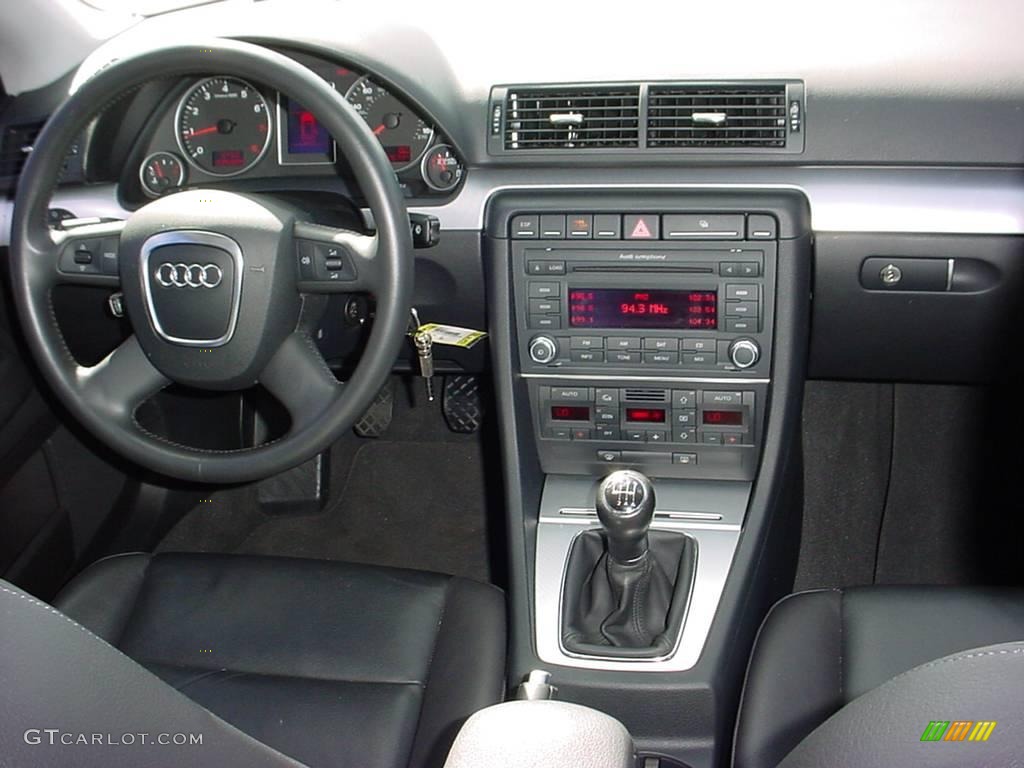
xmin=154 ymin=262 xmax=224 ymax=289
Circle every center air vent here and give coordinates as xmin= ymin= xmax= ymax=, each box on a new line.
xmin=647 ymin=84 xmax=789 ymax=149
xmin=623 ymin=388 xmax=669 ymax=403
xmin=504 ymin=87 xmax=640 ymax=150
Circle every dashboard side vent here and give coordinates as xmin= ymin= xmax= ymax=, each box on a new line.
xmin=647 ymin=84 xmax=789 ymax=149
xmin=504 ymin=87 xmax=640 ymax=150
xmin=623 ymin=388 xmax=669 ymax=403
xmin=0 ymin=120 xmax=45 ymax=178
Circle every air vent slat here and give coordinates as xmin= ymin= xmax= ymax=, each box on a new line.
xmin=504 ymin=87 xmax=640 ymax=150
xmin=0 ymin=120 xmax=45 ymax=178
xmin=646 ymin=84 xmax=789 ymax=149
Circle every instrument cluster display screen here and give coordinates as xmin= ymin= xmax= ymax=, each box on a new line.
xmin=569 ymin=288 xmax=718 ymax=330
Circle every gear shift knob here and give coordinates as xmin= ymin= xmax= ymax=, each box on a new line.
xmin=595 ymin=470 xmax=656 ymax=564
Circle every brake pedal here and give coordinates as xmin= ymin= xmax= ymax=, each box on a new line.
xmin=442 ymin=375 xmax=483 ymax=433
xmin=353 ymin=380 xmax=394 ymax=437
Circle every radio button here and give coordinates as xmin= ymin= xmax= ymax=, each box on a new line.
xmin=672 ymin=389 xmax=697 ymax=408
xmin=644 ymin=351 xmax=678 ymax=365
xmin=720 ymin=262 xmax=740 ymax=277
xmin=644 ymin=338 xmax=678 ymax=351
xmin=738 ymin=262 xmax=762 ymax=277
xmin=594 ymin=214 xmax=622 ymax=239
xmin=570 ymin=336 xmax=604 ymax=350
xmin=567 ymin=215 xmax=593 ymax=238
xmin=683 ymin=352 xmax=715 ymax=367
xmin=682 ymin=338 xmax=715 ymax=352
xmin=529 ymin=315 xmax=561 ymax=330
xmin=608 ymin=351 xmax=640 ymax=364
xmin=595 ymin=426 xmax=621 ymax=441
xmin=528 ymin=282 xmax=559 ymax=298
xmin=726 ymin=284 xmax=758 ymax=300
xmin=726 ymin=318 xmax=755 ymax=333
xmin=511 ymin=215 xmax=539 ymax=238
xmin=551 ymin=387 xmax=592 ymax=402
xmin=539 ymin=214 xmax=566 ymax=239
xmin=529 ymin=298 xmax=560 ymax=314
xmin=527 ymin=260 xmax=566 ymax=276
xmin=571 ymin=350 xmax=604 ymax=364
xmin=607 ymin=337 xmax=641 ymax=351
xmin=725 ymin=301 xmax=759 ymax=317
xmin=595 ymin=388 xmax=620 ymax=405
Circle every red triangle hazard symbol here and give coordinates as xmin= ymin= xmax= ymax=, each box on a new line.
xmin=631 ymin=218 xmax=652 ymax=238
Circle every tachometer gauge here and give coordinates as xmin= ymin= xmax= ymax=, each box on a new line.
xmin=139 ymin=151 xmax=186 ymax=197
xmin=344 ymin=76 xmax=434 ymax=170
xmin=175 ymin=77 xmax=271 ymax=177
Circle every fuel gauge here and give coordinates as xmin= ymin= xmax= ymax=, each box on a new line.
xmin=140 ymin=151 xmax=186 ymax=197
xmin=420 ymin=144 xmax=463 ymax=192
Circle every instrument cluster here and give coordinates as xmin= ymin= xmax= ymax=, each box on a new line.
xmin=134 ymin=49 xmax=464 ymax=200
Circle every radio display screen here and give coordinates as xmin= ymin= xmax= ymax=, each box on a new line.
xmin=569 ymin=288 xmax=718 ymax=330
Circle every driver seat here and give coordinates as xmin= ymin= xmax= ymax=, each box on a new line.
xmin=1 ymin=552 xmax=505 ymax=768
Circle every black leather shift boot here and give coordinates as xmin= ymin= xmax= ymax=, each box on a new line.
xmin=561 ymin=529 xmax=696 ymax=659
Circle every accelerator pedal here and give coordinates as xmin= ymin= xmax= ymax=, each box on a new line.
xmin=442 ymin=375 xmax=483 ymax=433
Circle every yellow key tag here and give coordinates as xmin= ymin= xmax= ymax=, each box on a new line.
xmin=414 ymin=323 xmax=487 ymax=349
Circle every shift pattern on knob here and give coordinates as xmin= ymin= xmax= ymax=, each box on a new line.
xmin=596 ymin=470 xmax=655 ymax=564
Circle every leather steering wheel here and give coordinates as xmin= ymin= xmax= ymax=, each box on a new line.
xmin=9 ymin=40 xmax=413 ymax=483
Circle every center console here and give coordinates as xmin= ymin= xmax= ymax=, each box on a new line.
xmin=485 ymin=190 xmax=811 ymax=768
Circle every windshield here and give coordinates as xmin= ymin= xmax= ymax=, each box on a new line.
xmin=77 ymin=0 xmax=222 ymax=16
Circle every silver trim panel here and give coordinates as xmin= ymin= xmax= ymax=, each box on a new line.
xmin=523 ymin=373 xmax=770 ymax=384
xmin=535 ymin=475 xmax=749 ymax=672
xmin=140 ymin=230 xmax=244 ymax=347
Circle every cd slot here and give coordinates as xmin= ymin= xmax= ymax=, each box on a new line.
xmin=569 ymin=265 xmax=715 ymax=274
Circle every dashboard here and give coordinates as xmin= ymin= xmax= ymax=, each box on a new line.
xmin=123 ymin=48 xmax=464 ymax=205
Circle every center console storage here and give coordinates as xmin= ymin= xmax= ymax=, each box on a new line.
xmin=485 ymin=190 xmax=812 ymax=768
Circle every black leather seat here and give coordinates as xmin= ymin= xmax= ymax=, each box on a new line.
xmin=733 ymin=586 xmax=1024 ymax=768
xmin=48 ymin=552 xmax=506 ymax=768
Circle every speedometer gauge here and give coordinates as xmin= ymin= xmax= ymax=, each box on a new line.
xmin=345 ymin=76 xmax=433 ymax=170
xmin=175 ymin=77 xmax=271 ymax=176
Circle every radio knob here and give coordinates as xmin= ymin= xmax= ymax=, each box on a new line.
xmin=528 ymin=335 xmax=559 ymax=365
xmin=729 ymin=339 xmax=760 ymax=369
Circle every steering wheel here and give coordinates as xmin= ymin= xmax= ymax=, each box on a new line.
xmin=9 ymin=40 xmax=413 ymax=483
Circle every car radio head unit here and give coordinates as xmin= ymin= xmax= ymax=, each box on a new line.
xmin=568 ymin=288 xmax=718 ymax=330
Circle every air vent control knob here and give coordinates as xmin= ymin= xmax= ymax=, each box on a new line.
xmin=528 ymin=335 xmax=558 ymax=365
xmin=729 ymin=339 xmax=760 ymax=369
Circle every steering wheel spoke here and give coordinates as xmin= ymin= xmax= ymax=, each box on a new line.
xmin=293 ymin=221 xmax=380 ymax=294
xmin=75 ymin=335 xmax=170 ymax=425
xmin=51 ymin=220 xmax=124 ymax=287
xmin=260 ymin=332 xmax=343 ymax=432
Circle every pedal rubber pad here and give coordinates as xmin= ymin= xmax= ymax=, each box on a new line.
xmin=442 ymin=375 xmax=483 ymax=433
xmin=353 ymin=380 xmax=394 ymax=437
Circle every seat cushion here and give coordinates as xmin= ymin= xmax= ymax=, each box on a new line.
xmin=733 ymin=586 xmax=1024 ymax=768
xmin=54 ymin=552 xmax=506 ymax=768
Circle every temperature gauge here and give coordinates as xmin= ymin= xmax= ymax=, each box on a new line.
xmin=139 ymin=151 xmax=186 ymax=197
xmin=420 ymin=144 xmax=463 ymax=192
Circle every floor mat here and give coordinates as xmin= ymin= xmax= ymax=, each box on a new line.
xmin=233 ymin=441 xmax=492 ymax=582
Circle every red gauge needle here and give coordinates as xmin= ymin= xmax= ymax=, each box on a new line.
xmin=153 ymin=162 xmax=165 ymax=179
xmin=189 ymin=125 xmax=219 ymax=137
xmin=373 ymin=124 xmax=387 ymax=136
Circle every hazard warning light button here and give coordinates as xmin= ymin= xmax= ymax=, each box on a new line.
xmin=624 ymin=214 xmax=660 ymax=240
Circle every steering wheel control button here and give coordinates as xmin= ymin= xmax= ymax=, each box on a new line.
xmin=60 ymin=239 xmax=103 ymax=275
xmin=296 ymin=240 xmax=356 ymax=283
xmin=141 ymin=231 xmax=242 ymax=347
